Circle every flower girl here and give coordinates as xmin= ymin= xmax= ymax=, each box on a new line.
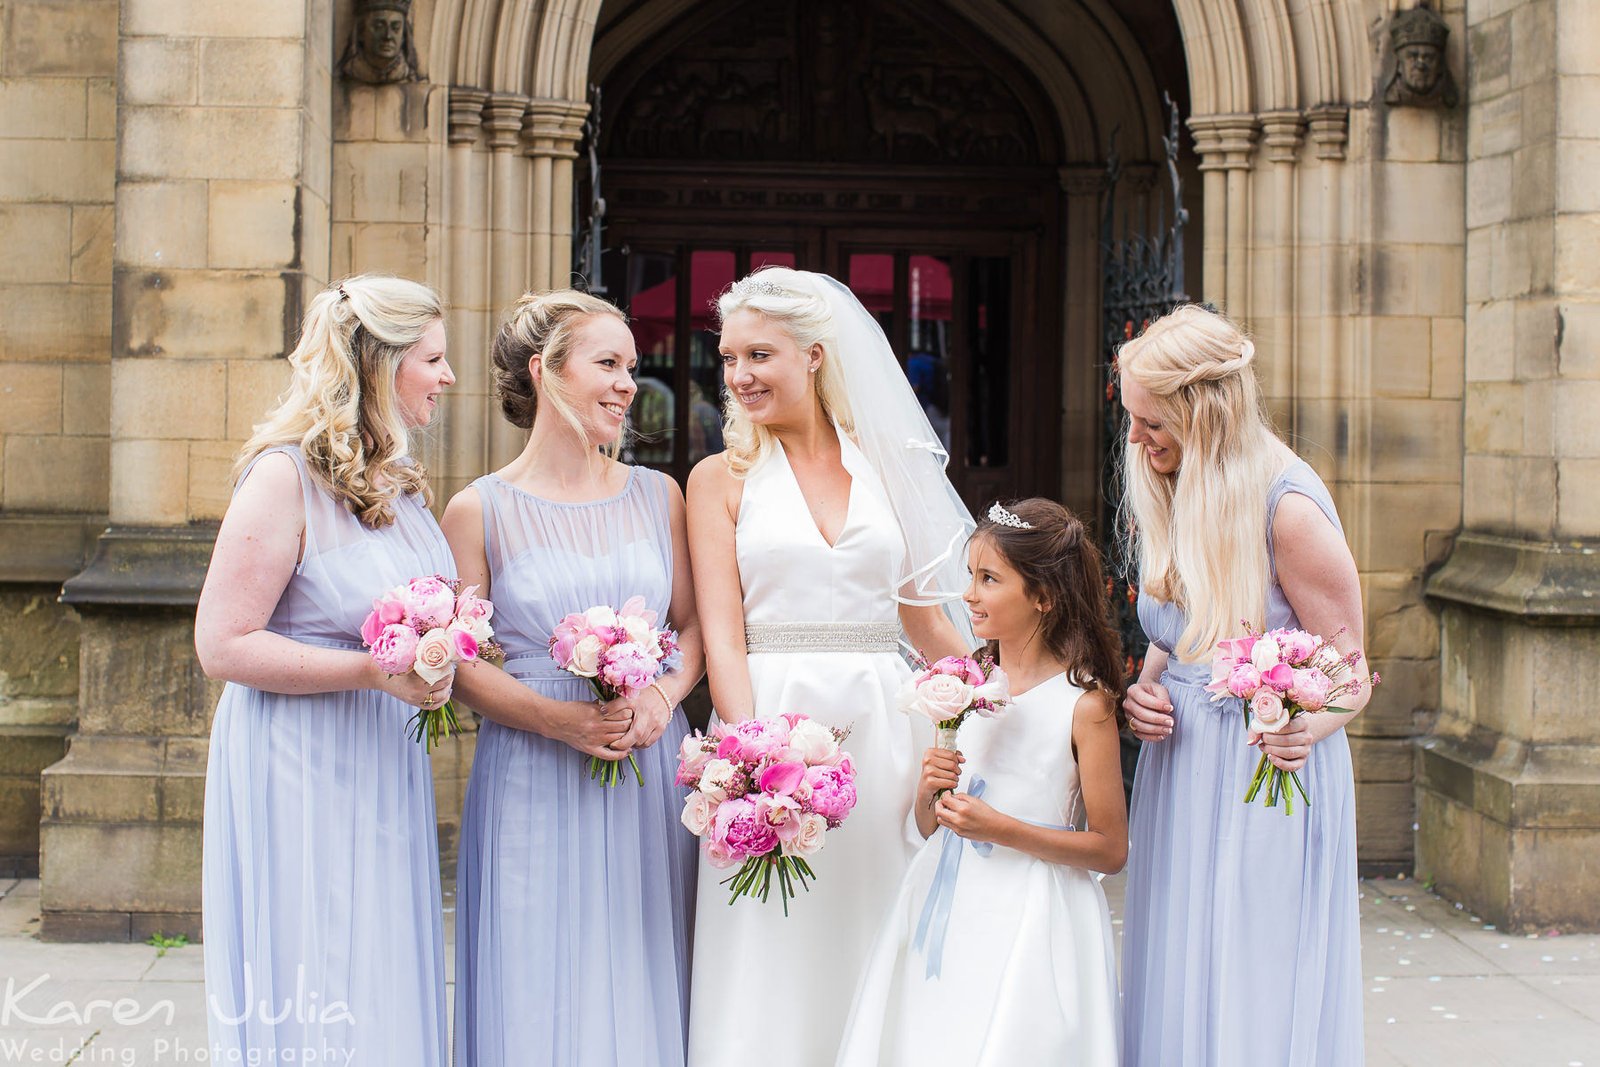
xmin=836 ymin=498 xmax=1127 ymax=1067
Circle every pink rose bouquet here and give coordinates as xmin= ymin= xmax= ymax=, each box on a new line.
xmin=548 ymin=596 xmax=683 ymax=787
xmin=675 ymin=713 xmax=856 ymax=914
xmin=360 ymin=576 xmax=501 ymax=751
xmin=1206 ymin=624 xmax=1379 ymax=814
xmin=897 ymin=651 xmax=1011 ymax=799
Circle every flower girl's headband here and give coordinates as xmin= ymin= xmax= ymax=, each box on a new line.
xmin=986 ymin=503 xmax=1033 ymax=530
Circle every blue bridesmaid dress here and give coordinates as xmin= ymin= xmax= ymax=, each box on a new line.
xmin=1121 ymin=459 xmax=1364 ymax=1066
xmin=203 ymin=445 xmax=453 ymax=1065
xmin=453 ymin=467 xmax=697 ymax=1067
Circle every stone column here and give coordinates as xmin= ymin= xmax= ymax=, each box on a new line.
xmin=484 ymin=93 xmax=532 ymax=469
xmin=522 ymin=98 xmax=588 ymax=291
xmin=443 ymin=87 xmax=492 ymax=500
xmin=1417 ymin=0 xmax=1600 ymax=929
xmin=41 ymin=0 xmax=333 ymax=941
xmin=1258 ymin=111 xmax=1304 ymax=415
xmin=1188 ymin=114 xmax=1257 ymax=316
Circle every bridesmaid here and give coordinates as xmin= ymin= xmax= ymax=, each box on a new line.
xmin=1117 ymin=305 xmax=1370 ymax=1065
xmin=445 ymin=290 xmax=703 ymax=1067
xmin=197 ymin=275 xmax=458 ymax=1064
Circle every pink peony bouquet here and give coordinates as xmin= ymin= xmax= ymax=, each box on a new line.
xmin=549 ymin=596 xmax=683 ymax=787
xmin=1206 ymin=625 xmax=1379 ymax=814
xmin=361 ymin=575 xmax=500 ymax=751
xmin=675 ymin=714 xmax=857 ymax=914
xmin=897 ymin=652 xmax=1011 ymax=798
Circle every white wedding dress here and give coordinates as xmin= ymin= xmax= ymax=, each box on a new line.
xmin=685 ymin=435 xmax=926 ymax=1067
xmin=835 ymin=672 xmax=1121 ymax=1067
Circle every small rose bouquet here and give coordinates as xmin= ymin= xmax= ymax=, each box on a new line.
xmin=897 ymin=652 xmax=1011 ymax=798
xmin=361 ymin=575 xmax=500 ymax=751
xmin=675 ymin=714 xmax=856 ymax=914
xmin=1206 ymin=625 xmax=1379 ymax=814
xmin=549 ymin=596 xmax=682 ymax=787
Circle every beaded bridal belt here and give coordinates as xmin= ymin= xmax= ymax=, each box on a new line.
xmin=744 ymin=622 xmax=902 ymax=654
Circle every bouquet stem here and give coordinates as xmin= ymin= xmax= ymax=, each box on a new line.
xmin=721 ymin=854 xmax=816 ymax=916
xmin=931 ymin=720 xmax=961 ymax=804
xmin=406 ymin=699 xmax=463 ymax=753
xmin=585 ymin=679 xmax=645 ymax=788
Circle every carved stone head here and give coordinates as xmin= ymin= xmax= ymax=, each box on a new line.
xmin=340 ymin=0 xmax=421 ymax=85
xmin=1384 ymin=4 xmax=1458 ymax=108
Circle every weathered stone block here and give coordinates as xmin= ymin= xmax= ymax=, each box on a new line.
xmin=109 ymin=358 xmax=226 ymax=440
xmin=1416 ymin=245 xmax=1466 ymax=318
xmin=115 ymin=181 xmax=209 ymax=270
xmin=1363 ymin=481 xmax=1462 ymax=571
xmin=0 ymin=362 xmax=62 ymax=434
xmin=1368 ymin=315 xmax=1432 ymax=395
xmin=1465 ymin=298 xmax=1514 ymax=381
xmin=1557 ymin=75 xmax=1600 ymax=139
xmin=1432 ymin=316 xmax=1465 ymax=398
xmin=335 ymin=222 xmax=429 ymax=276
xmin=120 ymin=107 xmax=301 ymax=183
xmin=332 ymin=143 xmax=433 ymax=223
xmin=199 ymin=39 xmax=305 ymax=109
xmin=0 ymin=78 xmax=88 ymax=139
xmin=5 ymin=1 xmax=118 ymax=77
xmin=0 ymin=138 xmax=113 ymax=203
xmin=3 ymin=433 xmax=108 ymax=512
xmin=107 ymin=438 xmax=189 ymax=525
xmin=1558 ymin=139 xmax=1600 ymax=215
xmin=61 ymin=362 xmax=110 ymax=437
xmin=0 ymin=586 xmax=82 ymax=699
xmin=1557 ymin=458 xmax=1600 ymax=537
xmin=186 ymin=437 xmax=237 ymax=521
xmin=86 ymin=78 xmax=114 ymax=139
xmin=1554 ymin=211 xmax=1600 ymax=293
xmin=1511 ymin=138 xmax=1557 ymax=220
xmin=70 ymin=204 xmax=113 ymax=285
xmin=1468 ymin=16 xmax=1513 ymax=99
xmin=1510 ymin=0 xmax=1558 ymax=89
xmin=1365 ymin=571 xmax=1441 ymax=661
xmin=207 ymin=182 xmax=297 ymax=269
xmin=1557 ymin=0 xmax=1600 ymax=76
xmin=1558 ymin=300 xmax=1600 ymax=378
xmin=74 ymin=610 xmax=213 ymax=738
xmin=122 ymin=0 xmax=307 ymax=39
xmin=1464 ymin=381 xmax=1524 ymax=454
xmin=225 ymin=358 xmax=291 ymax=440
xmin=1351 ymin=736 xmax=1416 ymax=784
xmin=115 ymin=269 xmax=290 ymax=362
xmin=1355 ymin=781 xmax=1414 ymax=869
xmin=120 ymin=39 xmax=198 ymax=107
xmin=1350 ymin=657 xmax=1438 ymax=739
xmin=1369 ymin=398 xmax=1464 ymax=483
xmin=1379 ymin=162 xmax=1466 ymax=244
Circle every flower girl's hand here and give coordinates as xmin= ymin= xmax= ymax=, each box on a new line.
xmin=935 ymin=790 xmax=1001 ymax=844
xmin=1124 ymin=681 xmax=1175 ymax=742
xmin=918 ymin=748 xmax=964 ymax=808
xmin=541 ymin=698 xmax=632 ymax=760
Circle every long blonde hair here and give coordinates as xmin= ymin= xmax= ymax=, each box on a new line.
xmin=490 ymin=289 xmax=629 ymax=456
xmin=1118 ymin=305 xmax=1283 ymax=660
xmin=715 ymin=268 xmax=855 ymax=478
xmin=235 ymin=274 xmax=442 ymax=527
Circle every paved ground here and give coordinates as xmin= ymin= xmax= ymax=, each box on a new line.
xmin=1 ymin=874 xmax=1596 ymax=1065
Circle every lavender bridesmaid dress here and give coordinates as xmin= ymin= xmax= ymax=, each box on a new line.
xmin=203 ymin=445 xmax=454 ymax=1065
xmin=1121 ymin=459 xmax=1363 ymax=1066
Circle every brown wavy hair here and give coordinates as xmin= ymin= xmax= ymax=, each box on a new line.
xmin=974 ymin=498 xmax=1127 ymax=722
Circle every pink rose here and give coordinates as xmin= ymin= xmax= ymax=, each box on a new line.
xmin=759 ymin=760 xmax=806 ymax=795
xmin=680 ymin=791 xmax=716 ymax=837
xmin=714 ymin=797 xmax=778 ymax=859
xmin=898 ymin=672 xmax=974 ymax=724
xmin=369 ymin=623 xmax=419 ymax=675
xmin=704 ymin=837 xmax=741 ymax=870
xmin=1290 ymin=668 xmax=1334 ymax=711
xmin=803 ymin=764 xmax=858 ymax=824
xmin=405 ymin=576 xmax=457 ymax=631
xmin=413 ymin=627 xmax=456 ymax=685
xmin=1249 ymin=689 xmax=1290 ymax=733
xmin=567 ymin=634 xmax=604 ymax=678
xmin=1260 ymin=662 xmax=1295 ymax=694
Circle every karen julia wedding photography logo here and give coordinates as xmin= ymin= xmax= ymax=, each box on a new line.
xmin=2 ymin=967 xmax=357 ymax=1065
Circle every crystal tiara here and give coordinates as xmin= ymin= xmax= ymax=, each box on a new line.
xmin=986 ymin=503 xmax=1033 ymax=529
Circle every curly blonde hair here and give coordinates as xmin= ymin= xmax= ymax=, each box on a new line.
xmin=714 ymin=267 xmax=856 ymax=478
xmin=491 ymin=289 xmax=629 ymax=455
xmin=235 ymin=274 xmax=443 ymax=527
xmin=1118 ymin=304 xmax=1284 ymax=660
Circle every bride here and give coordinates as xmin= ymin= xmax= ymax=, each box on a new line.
xmin=685 ymin=268 xmax=973 ymax=1066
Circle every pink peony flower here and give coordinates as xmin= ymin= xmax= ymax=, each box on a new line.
xmin=1227 ymin=661 xmax=1263 ymax=698
xmin=1274 ymin=629 xmax=1317 ymax=665
xmin=714 ymin=797 xmax=778 ymax=859
xmin=599 ymin=642 xmax=656 ymax=695
xmin=1290 ymin=668 xmax=1335 ymax=711
xmin=405 ymin=576 xmax=457 ymax=631
xmin=369 ymin=623 xmax=419 ymax=675
xmin=759 ymin=760 xmax=806 ymax=795
xmin=728 ymin=717 xmax=789 ymax=761
xmin=1249 ymin=689 xmax=1290 ymax=734
xmin=803 ymin=763 xmax=858 ymax=824
xmin=930 ymin=656 xmax=987 ymax=687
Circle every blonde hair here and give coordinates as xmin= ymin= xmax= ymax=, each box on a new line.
xmin=1118 ymin=304 xmax=1283 ymax=660
xmin=492 ymin=289 xmax=630 ymax=456
xmin=715 ymin=267 xmax=855 ymax=478
xmin=235 ymin=274 xmax=443 ymax=527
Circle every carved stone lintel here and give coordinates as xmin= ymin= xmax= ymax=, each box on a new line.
xmin=522 ymin=98 xmax=590 ymax=160
xmin=448 ymin=87 xmax=490 ymax=145
xmin=1259 ymin=110 xmax=1305 ymax=165
xmin=1307 ymin=105 xmax=1350 ymax=161
xmin=483 ymin=92 xmax=530 ymax=151
xmin=339 ymin=0 xmax=422 ymax=85
xmin=1189 ymin=114 xmax=1257 ymax=172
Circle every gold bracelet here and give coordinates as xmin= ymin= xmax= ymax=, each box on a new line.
xmin=649 ymin=681 xmax=673 ymax=713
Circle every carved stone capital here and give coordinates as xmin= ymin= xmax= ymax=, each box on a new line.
xmin=1188 ymin=114 xmax=1257 ymax=172
xmin=448 ymin=87 xmax=490 ymax=145
xmin=522 ymin=98 xmax=590 ymax=160
xmin=483 ymin=92 xmax=530 ymax=151
xmin=1306 ymin=105 xmax=1349 ymax=161
xmin=1058 ymin=165 xmax=1105 ymax=197
xmin=1258 ymin=110 xmax=1305 ymax=165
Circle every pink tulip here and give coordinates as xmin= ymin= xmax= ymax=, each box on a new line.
xmin=1261 ymin=662 xmax=1295 ymax=694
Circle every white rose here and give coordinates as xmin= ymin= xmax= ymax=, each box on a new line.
xmin=1249 ymin=634 xmax=1282 ymax=673
xmin=786 ymin=719 xmax=840 ymax=764
xmin=463 ymin=614 xmax=494 ymax=645
xmin=621 ymin=616 xmax=653 ymax=648
xmin=784 ymin=813 xmax=828 ymax=857
xmin=905 ymin=674 xmax=974 ymax=724
xmin=413 ymin=628 xmax=456 ymax=685
xmin=971 ymin=665 xmax=1012 ymax=716
xmin=680 ymin=792 xmax=716 ymax=837
xmin=584 ymin=606 xmax=620 ymax=630
xmin=698 ymin=758 xmax=739 ymax=802
xmin=569 ymin=634 xmax=604 ymax=678
xmin=1248 ymin=690 xmax=1290 ymax=734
